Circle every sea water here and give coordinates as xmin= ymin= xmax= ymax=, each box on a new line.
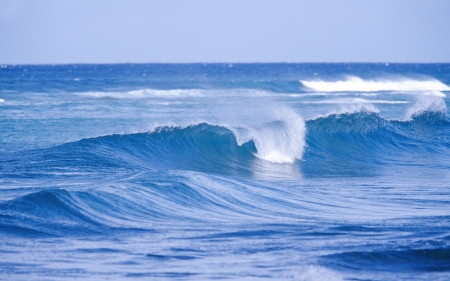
xmin=1 ymin=63 xmax=450 ymax=280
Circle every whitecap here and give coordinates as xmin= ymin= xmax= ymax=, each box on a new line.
xmin=300 ymin=98 xmax=408 ymax=104
xmin=232 ymin=107 xmax=306 ymax=164
xmin=300 ymin=76 xmax=450 ymax=92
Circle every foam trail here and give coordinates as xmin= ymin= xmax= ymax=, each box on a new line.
xmin=232 ymin=107 xmax=306 ymax=164
xmin=301 ymin=76 xmax=450 ymax=93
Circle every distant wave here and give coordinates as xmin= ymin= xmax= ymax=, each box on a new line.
xmin=300 ymin=76 xmax=450 ymax=94
xmin=300 ymin=98 xmax=408 ymax=104
xmin=80 ymin=89 xmax=205 ymax=99
xmin=78 ymin=89 xmax=270 ymax=99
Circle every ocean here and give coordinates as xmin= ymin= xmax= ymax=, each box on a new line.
xmin=1 ymin=63 xmax=450 ymax=280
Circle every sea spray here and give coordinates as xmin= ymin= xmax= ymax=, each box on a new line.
xmin=405 ymin=92 xmax=448 ymax=121
xmin=231 ymin=107 xmax=306 ymax=164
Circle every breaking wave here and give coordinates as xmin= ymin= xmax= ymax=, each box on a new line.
xmin=2 ymin=104 xmax=449 ymax=181
xmin=300 ymin=76 xmax=450 ymax=94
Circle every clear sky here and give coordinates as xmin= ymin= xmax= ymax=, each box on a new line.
xmin=1 ymin=0 xmax=449 ymax=64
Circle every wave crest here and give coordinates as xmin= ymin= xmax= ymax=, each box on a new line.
xmin=301 ymin=76 xmax=450 ymax=93
xmin=406 ymin=95 xmax=448 ymax=122
xmin=232 ymin=109 xmax=306 ymax=164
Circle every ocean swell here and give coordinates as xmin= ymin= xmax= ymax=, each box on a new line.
xmin=2 ymin=106 xmax=450 ymax=181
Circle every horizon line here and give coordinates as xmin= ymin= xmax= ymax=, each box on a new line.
xmin=2 ymin=62 xmax=450 ymax=66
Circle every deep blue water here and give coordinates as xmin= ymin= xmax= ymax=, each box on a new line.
xmin=1 ymin=63 xmax=450 ymax=280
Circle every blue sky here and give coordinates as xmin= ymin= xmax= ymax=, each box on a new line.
xmin=1 ymin=0 xmax=449 ymax=64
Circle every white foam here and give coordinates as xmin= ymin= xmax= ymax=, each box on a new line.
xmin=0 ymin=99 xmax=4 ymax=103
xmin=405 ymin=94 xmax=447 ymax=120
xmin=301 ymin=266 xmax=343 ymax=281
xmin=301 ymin=98 xmax=408 ymax=104
xmin=260 ymin=151 xmax=294 ymax=163
xmin=301 ymin=76 xmax=450 ymax=93
xmin=422 ymin=90 xmax=447 ymax=97
xmin=287 ymin=266 xmax=343 ymax=281
xmin=232 ymin=107 xmax=306 ymax=164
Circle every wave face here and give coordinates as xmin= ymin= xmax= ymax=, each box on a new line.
xmin=1 ymin=63 xmax=450 ymax=281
